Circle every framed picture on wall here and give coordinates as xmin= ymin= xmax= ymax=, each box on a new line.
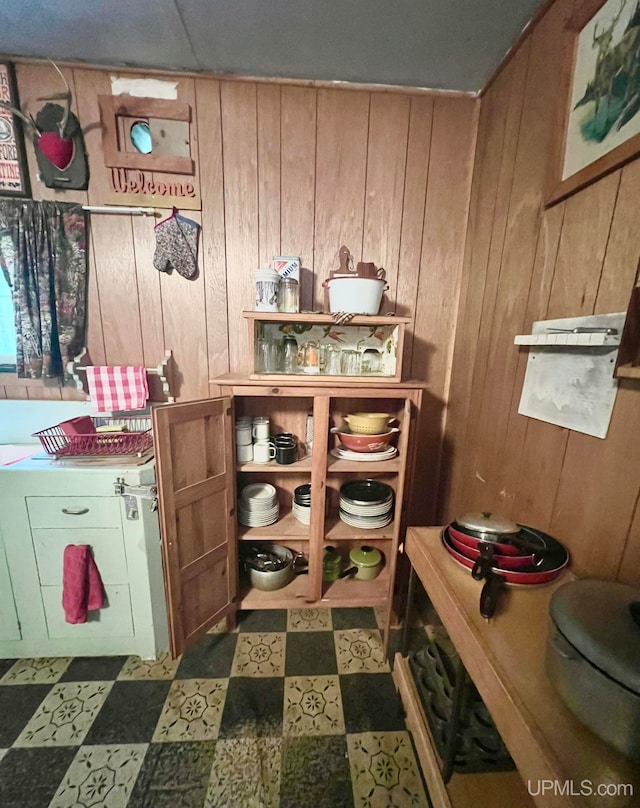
xmin=547 ymin=0 xmax=640 ymax=205
xmin=0 ymin=61 xmax=31 ymax=198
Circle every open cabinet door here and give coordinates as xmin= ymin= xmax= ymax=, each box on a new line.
xmin=153 ymin=397 xmax=237 ymax=657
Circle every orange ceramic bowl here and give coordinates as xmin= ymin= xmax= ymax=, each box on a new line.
xmin=330 ymin=427 xmax=399 ymax=453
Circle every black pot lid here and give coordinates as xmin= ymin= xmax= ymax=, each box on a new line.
xmin=340 ymin=479 xmax=394 ymax=504
xmin=550 ymin=579 xmax=640 ymax=695
xmin=457 ymin=511 xmax=519 ymax=535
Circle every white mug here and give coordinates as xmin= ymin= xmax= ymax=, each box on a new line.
xmin=236 ymin=442 xmax=253 ymax=463
xmin=235 ymin=423 xmax=252 ymax=445
xmin=253 ymin=439 xmax=276 ymax=463
xmin=252 ymin=417 xmax=270 ymax=440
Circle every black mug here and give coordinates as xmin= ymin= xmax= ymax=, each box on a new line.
xmin=273 ymin=432 xmax=296 ymax=447
xmin=275 ymin=444 xmax=297 ymax=465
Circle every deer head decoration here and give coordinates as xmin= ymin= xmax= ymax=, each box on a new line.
xmin=0 ymin=62 xmax=89 ymax=190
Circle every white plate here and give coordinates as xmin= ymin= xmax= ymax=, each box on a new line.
xmin=238 ymin=513 xmax=280 ymax=527
xmin=339 ymin=511 xmax=393 ymax=528
xmin=339 ymin=501 xmax=393 ymax=517
xmin=241 ymin=483 xmax=277 ymax=502
xmin=330 ymin=447 xmax=397 ymax=462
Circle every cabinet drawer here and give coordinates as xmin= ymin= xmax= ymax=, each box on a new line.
xmin=41 ymin=585 xmax=134 ymax=638
xmin=26 ymin=497 xmax=122 ymax=529
xmin=32 ymin=529 xmax=128 ymax=586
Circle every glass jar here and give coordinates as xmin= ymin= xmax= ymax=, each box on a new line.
xmin=282 ymin=335 xmax=298 ymax=374
xmin=277 ymin=278 xmax=299 ymax=313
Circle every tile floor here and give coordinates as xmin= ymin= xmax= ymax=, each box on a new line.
xmin=0 ymin=606 xmax=435 ymax=808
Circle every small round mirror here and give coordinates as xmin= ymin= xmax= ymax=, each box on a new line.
xmin=130 ymin=121 xmax=152 ymax=154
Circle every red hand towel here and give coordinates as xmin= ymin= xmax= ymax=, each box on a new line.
xmin=62 ymin=545 xmax=105 ymax=624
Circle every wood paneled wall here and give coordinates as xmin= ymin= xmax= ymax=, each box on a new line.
xmin=1 ymin=62 xmax=477 ymax=523
xmin=443 ymin=0 xmax=640 ymax=584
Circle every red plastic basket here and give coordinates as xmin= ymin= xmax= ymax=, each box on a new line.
xmin=33 ymin=417 xmax=153 ymax=457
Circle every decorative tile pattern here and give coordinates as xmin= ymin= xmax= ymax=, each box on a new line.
xmin=152 ymin=679 xmax=228 ymax=742
xmin=14 ymin=681 xmax=112 ymax=747
xmin=118 ymin=653 xmax=181 ymax=681
xmin=204 ymin=737 xmax=281 ymax=808
xmin=340 ymin=674 xmax=405 ymax=734
xmin=334 ymin=629 xmax=390 ymax=674
xmin=48 ymin=744 xmax=147 ymax=808
xmin=347 ymin=732 xmax=428 ymax=807
xmin=0 ymin=748 xmax=7 ymax=763
xmin=284 ymin=676 xmax=345 ymax=737
xmin=231 ymin=632 xmax=286 ymax=677
xmin=331 ymin=608 xmax=378 ymax=630
xmin=237 ymin=609 xmax=288 ymax=632
xmin=373 ymin=606 xmax=387 ymax=630
xmin=2 ymin=657 xmax=71 ymax=685
xmin=206 ymin=618 xmax=228 ymax=633
xmin=176 ymin=632 xmax=238 ymax=680
xmin=287 ymin=607 xmax=332 ymax=631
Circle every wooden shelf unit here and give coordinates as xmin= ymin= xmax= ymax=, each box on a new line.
xmin=211 ymin=375 xmax=423 ymax=641
xmin=394 ymin=527 xmax=640 ymax=808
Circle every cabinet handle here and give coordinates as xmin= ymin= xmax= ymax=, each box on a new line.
xmin=61 ymin=507 xmax=90 ymax=516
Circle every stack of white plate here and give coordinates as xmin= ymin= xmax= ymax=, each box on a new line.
xmin=330 ymin=446 xmax=397 ymax=462
xmin=339 ymin=479 xmax=394 ymax=529
xmin=239 ymin=482 xmax=279 ymax=527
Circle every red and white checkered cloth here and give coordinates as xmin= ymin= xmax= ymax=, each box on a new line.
xmin=85 ymin=366 xmax=149 ymax=413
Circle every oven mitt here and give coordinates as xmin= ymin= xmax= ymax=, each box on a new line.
xmin=153 ymin=210 xmax=200 ymax=279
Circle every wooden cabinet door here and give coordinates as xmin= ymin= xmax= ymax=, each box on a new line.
xmin=153 ymin=397 xmax=237 ymax=657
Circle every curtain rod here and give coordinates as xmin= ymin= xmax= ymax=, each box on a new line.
xmin=82 ymin=205 xmax=156 ymax=216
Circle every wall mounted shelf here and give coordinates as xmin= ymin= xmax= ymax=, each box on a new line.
xmin=67 ymin=349 xmax=174 ymax=404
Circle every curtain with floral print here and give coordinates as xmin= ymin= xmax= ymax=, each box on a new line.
xmin=0 ymin=199 xmax=88 ymax=379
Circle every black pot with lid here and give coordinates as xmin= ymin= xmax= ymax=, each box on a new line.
xmin=546 ymin=579 xmax=640 ymax=759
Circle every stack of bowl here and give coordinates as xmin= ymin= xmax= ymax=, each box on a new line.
xmin=292 ymin=483 xmax=311 ymax=525
xmin=238 ymin=482 xmax=279 ymax=527
xmin=339 ymin=479 xmax=394 ymax=529
xmin=330 ymin=412 xmax=398 ymax=460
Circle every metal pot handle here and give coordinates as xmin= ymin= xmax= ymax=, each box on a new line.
xmin=480 ymin=571 xmax=503 ymax=619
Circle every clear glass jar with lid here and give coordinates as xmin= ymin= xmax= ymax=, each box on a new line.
xmin=282 ymin=335 xmax=298 ymax=374
xmin=277 ymin=277 xmax=299 ymax=313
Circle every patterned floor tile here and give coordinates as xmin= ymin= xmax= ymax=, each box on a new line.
xmin=84 ymin=681 xmax=172 ymax=744
xmin=118 ymin=652 xmax=182 ymax=681
xmin=347 ymin=731 xmax=428 ymax=807
xmin=340 ymin=674 xmax=406 ymax=734
xmin=373 ymin=606 xmax=387 ymax=630
xmin=331 ymin=608 xmax=378 ymax=630
xmin=0 ymin=746 xmax=78 ymax=808
xmin=48 ymin=744 xmax=147 ymax=808
xmin=285 ymin=630 xmax=337 ymax=676
xmin=1 ymin=657 xmax=71 ymax=685
xmin=127 ymin=741 xmax=217 ymax=808
xmin=0 ymin=748 xmax=6 ymax=763
xmin=218 ymin=676 xmax=284 ymax=738
xmin=59 ymin=656 xmax=128 ymax=682
xmin=0 ymin=684 xmax=53 ymax=747
xmin=287 ymin=607 xmax=332 ymax=631
xmin=153 ymin=679 xmax=228 ymax=742
xmin=335 ymin=629 xmax=390 ymax=674
xmin=176 ymin=632 xmax=238 ymax=679
xmin=207 ymin=617 xmax=230 ymax=633
xmin=231 ymin=632 xmax=286 ymax=677
xmin=14 ymin=681 xmax=113 ymax=747
xmin=280 ymin=735 xmax=354 ymax=808
xmin=284 ymin=675 xmax=345 ymax=737
xmin=204 ymin=737 xmax=281 ymax=808
xmin=237 ymin=609 xmax=288 ymax=632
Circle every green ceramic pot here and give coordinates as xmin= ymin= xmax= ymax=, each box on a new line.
xmin=323 ymin=546 xmax=342 ymax=583
xmin=349 ymin=545 xmax=382 ymax=580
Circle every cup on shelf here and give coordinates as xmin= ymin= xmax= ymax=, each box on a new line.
xmin=253 ymin=438 xmax=276 ymax=464
xmin=341 ymin=350 xmax=361 ymax=375
xmin=235 ymin=421 xmax=252 ymax=445
xmin=236 ymin=442 xmax=253 ymax=463
xmin=252 ymin=417 xmax=270 ymax=440
xmin=324 ymin=345 xmax=342 ymax=375
xmin=273 ymin=433 xmax=298 ymax=465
